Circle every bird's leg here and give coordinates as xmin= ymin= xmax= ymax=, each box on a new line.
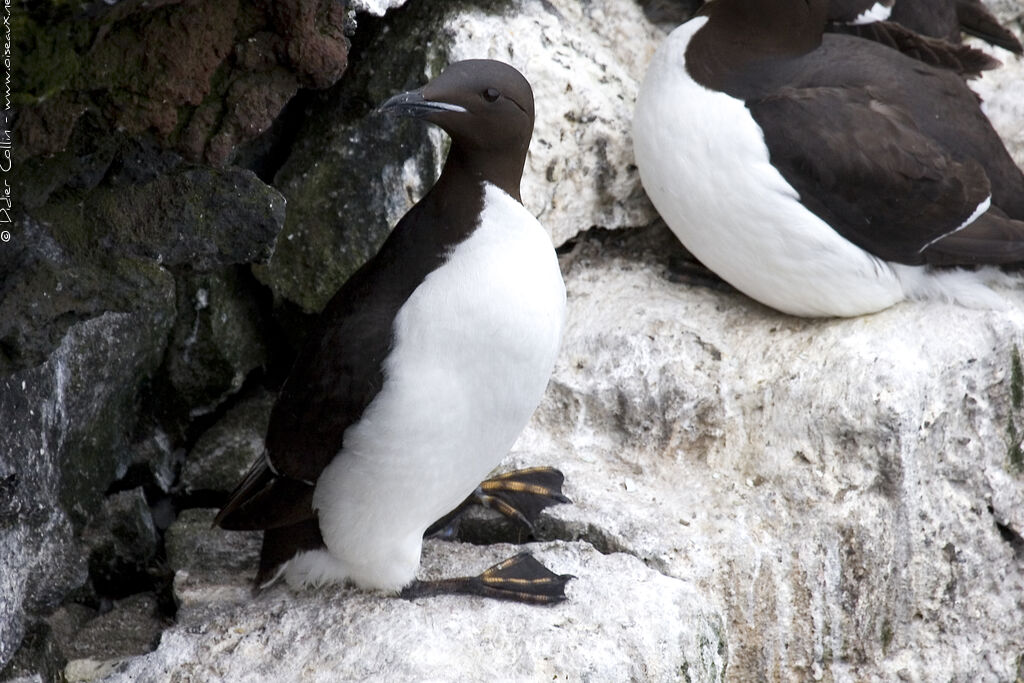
xmin=400 ymin=552 xmax=573 ymax=605
xmin=471 ymin=466 xmax=571 ymax=531
xmin=425 ymin=466 xmax=570 ymax=538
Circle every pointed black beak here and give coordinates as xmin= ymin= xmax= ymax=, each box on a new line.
xmin=379 ymin=87 xmax=468 ymax=119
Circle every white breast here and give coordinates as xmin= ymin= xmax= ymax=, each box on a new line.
xmin=633 ymin=17 xmax=906 ymax=317
xmin=299 ymin=183 xmax=566 ymax=592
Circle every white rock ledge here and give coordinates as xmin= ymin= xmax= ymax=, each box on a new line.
xmin=98 ymin=528 xmax=726 ymax=682
xmin=510 ymin=237 xmax=1024 ymax=681
xmin=428 ymin=0 xmax=664 ymax=246
xmin=98 ymin=236 xmax=1024 ymax=681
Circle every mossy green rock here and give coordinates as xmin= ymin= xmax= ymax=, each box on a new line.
xmin=33 ymin=166 xmax=285 ymax=271
xmin=252 ymin=3 xmax=455 ymax=313
xmin=254 ymin=109 xmax=442 ymax=313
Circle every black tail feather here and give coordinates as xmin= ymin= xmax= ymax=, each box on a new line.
xmin=255 ymin=518 xmax=325 ymax=589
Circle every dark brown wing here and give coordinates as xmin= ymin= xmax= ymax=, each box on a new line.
xmin=827 ymin=21 xmax=1000 ymax=76
xmin=923 ymin=207 xmax=1024 ymax=265
xmin=212 ymin=252 xmax=404 ymax=531
xmin=748 ymin=85 xmax=993 ymax=264
xmin=214 ymin=176 xmax=486 ymax=533
xmin=214 ymin=230 xmax=424 ymax=530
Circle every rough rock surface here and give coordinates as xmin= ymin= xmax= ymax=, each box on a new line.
xmin=68 ymin=226 xmax=1024 ymax=682
xmin=444 ymin=0 xmax=662 ymax=246
xmin=179 ymin=390 xmax=275 ymax=495
xmin=6 ymin=0 xmax=1024 ymax=679
xmin=100 ymin=510 xmax=728 ymax=682
xmin=16 ymin=0 xmax=351 ymax=165
xmin=0 ymin=310 xmax=171 ymax=667
xmin=2 ymin=111 xmax=283 ymax=678
xmin=253 ymin=103 xmax=445 ymax=312
xmin=512 ymin=229 xmax=1024 ymax=681
xmin=80 ymin=489 xmax=159 ymax=598
xmin=163 ymin=270 xmax=268 ymax=417
xmin=29 ymin=167 xmax=284 ymax=272
xmin=970 ymin=39 xmax=1024 ymax=168
xmin=47 ymin=594 xmax=166 ymax=683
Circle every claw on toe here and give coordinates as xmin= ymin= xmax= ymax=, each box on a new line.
xmin=424 ymin=466 xmax=571 ymax=540
xmin=474 ymin=552 xmax=575 ymax=604
xmin=400 ymin=552 xmax=574 ymax=605
xmin=473 ymin=466 xmax=571 ymax=532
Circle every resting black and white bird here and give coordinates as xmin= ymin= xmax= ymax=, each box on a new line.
xmin=634 ymin=0 xmax=1024 ymax=317
xmin=216 ymin=60 xmax=571 ymax=603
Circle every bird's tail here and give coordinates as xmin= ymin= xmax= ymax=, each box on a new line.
xmin=892 ymin=263 xmax=1017 ymax=310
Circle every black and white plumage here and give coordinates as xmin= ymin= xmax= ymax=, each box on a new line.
xmin=633 ymin=0 xmax=1024 ymax=317
xmin=216 ymin=60 xmax=567 ymax=596
xmin=654 ymin=0 xmax=1022 ymax=67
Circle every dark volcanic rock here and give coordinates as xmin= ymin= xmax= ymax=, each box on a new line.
xmin=181 ymin=389 xmax=275 ymax=496
xmin=163 ymin=269 xmax=268 ymax=417
xmin=165 ymin=508 xmax=261 ymax=591
xmin=0 ymin=620 xmax=66 ymax=683
xmin=52 ymin=593 xmax=166 ymax=663
xmin=32 ymin=166 xmax=285 ymax=271
xmin=80 ymin=488 xmax=159 ymax=597
xmin=126 ymin=425 xmax=181 ymax=495
xmin=1 ymin=123 xmax=284 ymax=675
xmin=0 ymin=306 xmax=171 ymax=667
xmin=252 ymin=5 xmax=450 ymax=313
xmin=15 ymin=0 xmax=351 ymax=165
xmin=4 ymin=0 xmax=347 ymax=676
xmin=3 ymin=142 xmax=284 ymax=374
xmin=0 ymin=231 xmax=176 ymax=374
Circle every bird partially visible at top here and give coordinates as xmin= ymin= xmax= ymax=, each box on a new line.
xmin=829 ymin=0 xmax=1023 ymax=55
xmin=641 ymin=0 xmax=1022 ymax=74
xmin=827 ymin=0 xmax=1022 ymax=76
xmin=633 ymin=0 xmax=1024 ymax=317
xmin=215 ymin=60 xmax=572 ymax=604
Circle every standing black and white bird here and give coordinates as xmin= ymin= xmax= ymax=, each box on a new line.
xmin=216 ymin=60 xmax=571 ymax=603
xmin=633 ymin=0 xmax=1024 ymax=317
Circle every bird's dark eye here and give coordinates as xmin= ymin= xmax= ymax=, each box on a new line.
xmin=483 ymin=88 xmax=500 ymax=102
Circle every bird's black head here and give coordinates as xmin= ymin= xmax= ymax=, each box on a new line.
xmin=381 ymin=59 xmax=535 ymax=201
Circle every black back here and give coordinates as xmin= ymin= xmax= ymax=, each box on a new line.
xmin=826 ymin=0 xmax=1022 ymax=54
xmin=686 ymin=0 xmax=1024 ymax=265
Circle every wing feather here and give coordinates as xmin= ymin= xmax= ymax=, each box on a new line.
xmin=748 ymin=85 xmax=992 ymax=264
